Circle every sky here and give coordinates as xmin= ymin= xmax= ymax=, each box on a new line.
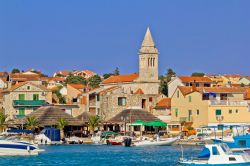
xmin=0 ymin=0 xmax=250 ymax=76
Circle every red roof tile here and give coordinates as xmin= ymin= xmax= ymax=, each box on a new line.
xmin=155 ymin=98 xmax=171 ymax=109
xmin=178 ymin=76 xmax=212 ymax=83
xmin=102 ymin=73 xmax=139 ymax=84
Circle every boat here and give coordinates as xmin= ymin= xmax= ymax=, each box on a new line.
xmin=179 ymin=143 xmax=250 ymax=165
xmin=133 ymin=136 xmax=179 ymax=147
xmin=0 ymin=140 xmax=44 ymax=156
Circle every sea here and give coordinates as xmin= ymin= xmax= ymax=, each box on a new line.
xmin=0 ymin=145 xmax=202 ymax=166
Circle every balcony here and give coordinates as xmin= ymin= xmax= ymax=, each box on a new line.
xmin=209 ymin=100 xmax=248 ymax=106
xmin=179 ymin=117 xmax=193 ymax=122
xmin=13 ymin=100 xmax=47 ymax=107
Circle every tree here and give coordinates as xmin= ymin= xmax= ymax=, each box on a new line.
xmin=88 ymin=75 xmax=102 ymax=88
xmin=159 ymin=68 xmax=176 ymax=96
xmin=52 ymin=86 xmax=66 ymax=104
xmin=191 ymin=72 xmax=205 ymax=77
xmin=65 ymin=74 xmax=87 ymax=85
xmin=88 ymin=115 xmax=100 ymax=134
xmin=166 ymin=68 xmax=176 ymax=82
xmin=26 ymin=116 xmax=39 ymax=130
xmin=0 ymin=112 xmax=7 ymax=132
xmin=113 ymin=67 xmax=120 ymax=75
xmin=11 ymin=68 xmax=20 ymax=74
xmin=103 ymin=73 xmax=113 ymax=79
xmin=56 ymin=118 xmax=68 ymax=139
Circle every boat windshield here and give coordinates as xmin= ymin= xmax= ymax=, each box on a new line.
xmin=198 ymin=147 xmax=210 ymax=159
xmin=220 ymin=144 xmax=232 ymax=154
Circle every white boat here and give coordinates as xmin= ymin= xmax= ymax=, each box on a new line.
xmin=134 ymin=136 xmax=179 ymax=147
xmin=179 ymin=143 xmax=250 ymax=165
xmin=0 ymin=140 xmax=44 ymax=156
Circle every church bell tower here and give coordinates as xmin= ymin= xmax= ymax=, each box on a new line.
xmin=137 ymin=27 xmax=159 ymax=82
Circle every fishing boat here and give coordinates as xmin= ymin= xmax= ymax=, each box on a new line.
xmin=0 ymin=140 xmax=44 ymax=156
xmin=134 ymin=136 xmax=179 ymax=147
xmin=179 ymin=143 xmax=250 ymax=165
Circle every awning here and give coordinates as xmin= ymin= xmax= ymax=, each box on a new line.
xmin=145 ymin=120 xmax=167 ymax=127
xmin=7 ymin=129 xmax=33 ymax=134
xmin=129 ymin=120 xmax=146 ymax=126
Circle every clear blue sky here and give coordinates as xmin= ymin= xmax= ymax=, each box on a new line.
xmin=0 ymin=1 xmax=249 ymax=76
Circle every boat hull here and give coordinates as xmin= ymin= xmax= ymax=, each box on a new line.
xmin=134 ymin=137 xmax=178 ymax=147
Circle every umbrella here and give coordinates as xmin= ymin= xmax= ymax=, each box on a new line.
xmin=145 ymin=120 xmax=167 ymax=127
xmin=129 ymin=120 xmax=146 ymax=126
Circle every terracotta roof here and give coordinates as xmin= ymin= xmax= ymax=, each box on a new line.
xmin=102 ymin=73 xmax=139 ymax=84
xmin=134 ymin=88 xmax=144 ymax=94
xmin=99 ymin=86 xmax=120 ymax=94
xmin=27 ymin=106 xmax=84 ymax=126
xmin=68 ymin=84 xmax=86 ymax=89
xmin=155 ymin=98 xmax=171 ymax=109
xmin=178 ymin=76 xmax=212 ymax=83
xmin=224 ymin=74 xmax=241 ymax=78
xmin=83 ymin=70 xmax=95 ymax=76
xmin=3 ymin=82 xmax=49 ymax=92
xmin=178 ymin=86 xmax=246 ymax=96
xmin=245 ymin=88 xmax=250 ymax=99
xmin=107 ymin=109 xmax=160 ymax=123
xmin=10 ymin=73 xmax=40 ymax=81
xmin=54 ymin=70 xmax=72 ymax=76
xmin=49 ymin=77 xmax=65 ymax=82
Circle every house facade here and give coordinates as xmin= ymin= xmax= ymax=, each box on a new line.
xmin=2 ymin=82 xmax=52 ymax=119
xmin=168 ymin=76 xmax=212 ymax=97
xmin=171 ymin=86 xmax=249 ymax=128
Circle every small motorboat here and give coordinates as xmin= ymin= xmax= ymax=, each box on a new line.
xmin=179 ymin=143 xmax=250 ymax=165
xmin=0 ymin=140 xmax=44 ymax=156
xmin=134 ymin=136 xmax=179 ymax=147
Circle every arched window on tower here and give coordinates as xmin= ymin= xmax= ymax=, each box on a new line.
xmin=148 ymin=58 xmax=150 ymax=67
xmin=153 ymin=58 xmax=155 ymax=67
xmin=150 ymin=58 xmax=153 ymax=67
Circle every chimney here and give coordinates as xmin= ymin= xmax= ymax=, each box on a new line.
xmin=192 ymin=80 xmax=197 ymax=91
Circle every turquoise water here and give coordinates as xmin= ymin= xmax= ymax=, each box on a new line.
xmin=0 ymin=145 xmax=201 ymax=166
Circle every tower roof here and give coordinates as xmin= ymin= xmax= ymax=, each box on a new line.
xmin=141 ymin=27 xmax=155 ymax=47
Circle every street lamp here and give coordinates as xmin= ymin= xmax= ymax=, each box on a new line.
xmin=121 ymin=116 xmax=129 ymax=136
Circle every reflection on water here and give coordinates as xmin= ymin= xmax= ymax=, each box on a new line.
xmin=0 ymin=144 xmax=202 ymax=166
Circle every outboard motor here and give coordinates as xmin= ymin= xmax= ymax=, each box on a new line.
xmin=123 ymin=137 xmax=132 ymax=147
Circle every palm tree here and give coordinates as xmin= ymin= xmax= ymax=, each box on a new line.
xmin=0 ymin=112 xmax=7 ymax=132
xmin=88 ymin=115 xmax=100 ymax=134
xmin=26 ymin=116 xmax=39 ymax=130
xmin=56 ymin=118 xmax=68 ymax=139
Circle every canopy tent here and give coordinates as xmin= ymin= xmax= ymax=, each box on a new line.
xmin=7 ymin=129 xmax=33 ymax=134
xmin=145 ymin=120 xmax=167 ymax=127
xmin=129 ymin=120 xmax=146 ymax=126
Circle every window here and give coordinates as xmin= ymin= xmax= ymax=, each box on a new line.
xmin=33 ymin=94 xmax=39 ymax=100
xmin=118 ymin=97 xmax=126 ymax=106
xmin=149 ymin=97 xmax=153 ymax=102
xmin=97 ymin=108 xmax=100 ymax=115
xmin=175 ymin=108 xmax=178 ymax=117
xmin=177 ymin=91 xmax=179 ymax=98
xmin=188 ymin=110 xmax=192 ymax=121
xmin=212 ymin=146 xmax=219 ymax=155
xmin=235 ymin=109 xmax=239 ymax=113
xmin=188 ymin=96 xmax=192 ymax=102
xmin=197 ymin=109 xmax=200 ymax=115
xmin=18 ymin=94 xmax=25 ymax=100
xmin=229 ymin=110 xmax=232 ymax=114
xmin=229 ymin=157 xmax=236 ymax=161
xmin=18 ymin=108 xmax=25 ymax=116
xmin=27 ymin=86 xmax=30 ymax=90
xmin=216 ymin=109 xmax=222 ymax=116
xmin=96 ymin=94 xmax=100 ymax=101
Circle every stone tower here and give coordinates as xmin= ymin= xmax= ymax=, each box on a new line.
xmin=137 ymin=27 xmax=159 ymax=82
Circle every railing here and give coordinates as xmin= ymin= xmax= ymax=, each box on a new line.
xmin=16 ymin=115 xmax=25 ymax=119
xmin=209 ymin=100 xmax=248 ymax=106
xmin=179 ymin=117 xmax=193 ymax=122
xmin=13 ymin=100 xmax=46 ymax=107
